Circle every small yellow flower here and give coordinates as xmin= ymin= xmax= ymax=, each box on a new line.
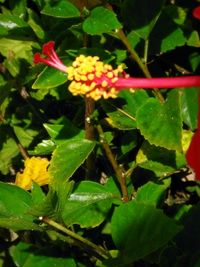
xmin=15 ymin=157 xmax=50 ymax=190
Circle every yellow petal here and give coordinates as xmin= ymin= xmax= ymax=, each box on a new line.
xmin=15 ymin=157 xmax=50 ymax=190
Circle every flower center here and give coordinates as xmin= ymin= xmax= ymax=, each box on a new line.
xmin=66 ymin=55 xmax=127 ymax=100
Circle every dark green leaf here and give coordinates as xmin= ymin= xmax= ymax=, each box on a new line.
xmin=135 ymin=180 xmax=170 ymax=206
xmin=0 ymin=182 xmax=40 ymax=231
xmin=83 ymin=7 xmax=122 ymax=35
xmin=27 ymin=8 xmax=45 ymax=39
xmin=175 ymin=202 xmax=200 ymax=267
xmin=32 ymin=66 xmax=68 ymax=89
xmin=13 ymin=126 xmax=38 ymax=147
xmin=49 ymin=139 xmax=95 ymax=184
xmin=102 ymin=90 xmax=149 ymax=130
xmin=181 ymin=88 xmax=199 ymax=130
xmin=44 ymin=117 xmax=84 ymax=144
xmin=0 ymin=136 xmax=19 ymax=175
xmin=62 ymin=181 xmax=113 ymax=228
xmin=111 ymin=201 xmax=182 ymax=264
xmin=136 ymin=90 xmax=182 ymax=151
xmin=10 ymin=242 xmax=77 ymax=267
xmin=149 ymin=11 xmax=186 ymax=53
xmin=121 ymin=0 xmax=164 ymax=39
xmin=41 ymin=1 xmax=80 ymax=18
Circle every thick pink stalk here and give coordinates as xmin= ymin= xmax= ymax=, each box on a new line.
xmin=115 ymin=76 xmax=200 ymax=89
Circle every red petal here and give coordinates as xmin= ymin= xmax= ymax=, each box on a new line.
xmin=186 ymin=95 xmax=200 ymax=180
xmin=193 ymin=6 xmax=200 ymax=20
xmin=42 ymin=41 xmax=55 ymax=56
xmin=33 ymin=53 xmax=43 ymax=64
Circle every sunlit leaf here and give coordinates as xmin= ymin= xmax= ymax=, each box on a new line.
xmin=62 ymin=181 xmax=113 ymax=228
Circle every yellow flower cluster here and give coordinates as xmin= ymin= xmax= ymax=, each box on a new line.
xmin=15 ymin=157 xmax=50 ymax=190
xmin=66 ymin=55 xmax=124 ymax=101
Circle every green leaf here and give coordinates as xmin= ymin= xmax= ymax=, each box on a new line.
xmin=44 ymin=117 xmax=84 ymax=144
xmin=13 ymin=126 xmax=38 ymax=147
xmin=30 ymin=140 xmax=56 ymax=156
xmin=111 ymin=201 xmax=182 ymax=264
xmin=102 ymin=101 xmax=136 ymax=130
xmin=187 ymin=31 xmax=200 ymax=48
xmin=49 ymin=139 xmax=95 ymax=184
xmin=135 ymin=180 xmax=170 ymax=206
xmin=27 ymin=8 xmax=45 ymax=39
xmin=102 ymin=89 xmax=149 ymax=130
xmin=175 ymin=202 xmax=200 ymax=266
xmin=0 ymin=38 xmax=38 ymax=64
xmin=0 ymin=136 xmax=19 ymax=175
xmin=41 ymin=0 xmax=80 ymax=18
xmin=83 ymin=7 xmax=122 ymax=35
xmin=149 ymin=11 xmax=186 ymax=53
xmin=11 ymin=242 xmax=77 ymax=267
xmin=189 ymin=52 xmax=200 ymax=72
xmin=121 ymin=0 xmax=164 ymax=39
xmin=0 ymin=182 xmax=40 ymax=231
xmin=181 ymin=88 xmax=199 ymax=130
xmin=136 ymin=90 xmax=182 ymax=151
xmin=8 ymin=0 xmax=27 ymax=18
xmin=62 ymin=181 xmax=113 ymax=228
xmin=0 ymin=14 xmax=30 ymax=35
xmin=32 ymin=66 xmax=68 ymax=90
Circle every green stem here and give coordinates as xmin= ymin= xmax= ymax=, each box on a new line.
xmin=116 ymin=29 xmax=164 ymax=103
xmin=42 ymin=217 xmax=110 ymax=260
xmin=144 ymin=39 xmax=149 ymax=65
xmin=96 ymin=124 xmax=129 ymax=202
xmin=85 ymin=97 xmax=96 ymax=179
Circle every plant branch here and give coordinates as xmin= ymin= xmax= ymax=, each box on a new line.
xmin=85 ymin=97 xmax=96 ymax=179
xmin=42 ymin=217 xmax=110 ymax=260
xmin=96 ymin=124 xmax=129 ymax=202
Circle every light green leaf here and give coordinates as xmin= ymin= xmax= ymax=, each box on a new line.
xmin=83 ymin=7 xmax=122 ymax=35
xmin=62 ymin=181 xmax=113 ymax=228
xmin=187 ymin=31 xmax=200 ymax=47
xmin=0 ymin=38 xmax=38 ymax=64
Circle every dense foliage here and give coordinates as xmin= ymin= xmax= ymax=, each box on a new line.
xmin=0 ymin=0 xmax=200 ymax=266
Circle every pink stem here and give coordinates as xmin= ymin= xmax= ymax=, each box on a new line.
xmin=115 ymin=76 xmax=200 ymax=89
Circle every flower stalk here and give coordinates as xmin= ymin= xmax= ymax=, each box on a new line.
xmin=34 ymin=42 xmax=200 ymax=101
